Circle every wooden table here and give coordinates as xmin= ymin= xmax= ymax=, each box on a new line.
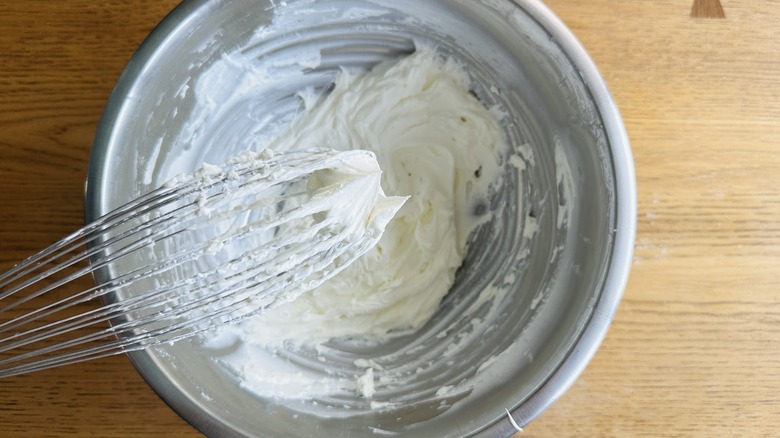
xmin=1 ymin=1 xmax=778 ymax=436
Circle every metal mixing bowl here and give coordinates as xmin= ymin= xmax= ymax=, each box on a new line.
xmin=85 ymin=0 xmax=636 ymax=436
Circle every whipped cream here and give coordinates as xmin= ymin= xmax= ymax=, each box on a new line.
xmin=201 ymin=46 xmax=509 ymax=400
xmin=228 ymin=47 xmax=504 ymax=341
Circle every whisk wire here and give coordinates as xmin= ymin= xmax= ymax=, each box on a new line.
xmin=0 ymin=149 xmax=398 ymax=379
xmin=0 ymin=219 xmax=372 ymax=377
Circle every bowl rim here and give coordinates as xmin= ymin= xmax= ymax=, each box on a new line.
xmin=85 ymin=1 xmax=241 ymax=436
xmin=481 ymin=0 xmax=636 ymax=435
xmin=85 ymin=0 xmax=637 ymax=436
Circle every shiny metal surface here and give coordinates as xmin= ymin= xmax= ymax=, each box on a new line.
xmin=85 ymin=0 xmax=636 ymax=436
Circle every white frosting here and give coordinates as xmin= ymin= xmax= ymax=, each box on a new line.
xmin=221 ymin=47 xmax=505 ymax=343
xmin=203 ymin=47 xmax=508 ymax=400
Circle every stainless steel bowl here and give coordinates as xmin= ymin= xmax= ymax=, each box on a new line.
xmin=86 ymin=0 xmax=636 ymax=436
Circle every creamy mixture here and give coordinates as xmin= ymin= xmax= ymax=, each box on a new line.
xmin=202 ymin=47 xmax=509 ymax=399
xmin=131 ymin=149 xmax=406 ymax=344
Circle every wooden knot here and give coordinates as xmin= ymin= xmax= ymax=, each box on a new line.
xmin=691 ymin=0 xmax=725 ymax=18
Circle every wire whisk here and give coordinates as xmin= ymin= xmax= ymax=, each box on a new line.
xmin=0 ymin=148 xmax=405 ymax=378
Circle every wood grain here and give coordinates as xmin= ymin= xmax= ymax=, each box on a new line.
xmin=0 ymin=2 xmax=197 ymax=437
xmin=1 ymin=0 xmax=779 ymax=436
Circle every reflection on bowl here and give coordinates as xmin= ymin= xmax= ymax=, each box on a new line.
xmin=86 ymin=0 xmax=635 ymax=436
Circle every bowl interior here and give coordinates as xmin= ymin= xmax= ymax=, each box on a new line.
xmin=87 ymin=0 xmax=625 ymax=436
